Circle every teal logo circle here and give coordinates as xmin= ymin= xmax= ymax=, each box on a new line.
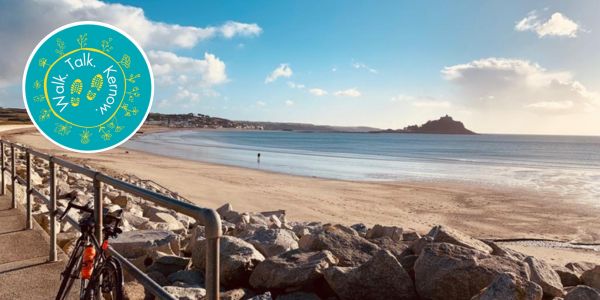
xmin=23 ymin=21 xmax=153 ymax=153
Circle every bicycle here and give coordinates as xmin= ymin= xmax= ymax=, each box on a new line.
xmin=55 ymin=199 xmax=125 ymax=300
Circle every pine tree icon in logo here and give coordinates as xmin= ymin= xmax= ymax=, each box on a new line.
xmin=86 ymin=74 xmax=103 ymax=101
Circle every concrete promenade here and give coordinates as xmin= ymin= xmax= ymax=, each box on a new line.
xmin=0 ymin=192 xmax=73 ymax=299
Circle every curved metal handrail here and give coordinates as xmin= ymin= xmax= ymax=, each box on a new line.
xmin=0 ymin=140 xmax=221 ymax=300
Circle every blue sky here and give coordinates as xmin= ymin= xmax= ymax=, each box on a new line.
xmin=1 ymin=1 xmax=599 ymax=134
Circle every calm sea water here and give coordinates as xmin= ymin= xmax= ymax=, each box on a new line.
xmin=125 ymin=130 xmax=600 ymax=202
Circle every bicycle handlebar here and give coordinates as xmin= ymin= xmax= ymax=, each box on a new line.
xmin=59 ymin=201 xmax=93 ymax=221
xmin=59 ymin=199 xmax=124 ymax=239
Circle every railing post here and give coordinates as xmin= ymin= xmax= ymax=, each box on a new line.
xmin=0 ymin=141 xmax=4 ymax=196
xmin=26 ymin=151 xmax=32 ymax=230
xmin=10 ymin=143 xmax=15 ymax=209
xmin=93 ymin=174 xmax=103 ymax=243
xmin=49 ymin=157 xmax=57 ymax=262
xmin=206 ymin=237 xmax=220 ymax=300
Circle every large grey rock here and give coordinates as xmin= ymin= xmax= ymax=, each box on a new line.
xmin=564 ymin=285 xmax=600 ymax=300
xmin=148 ymin=212 xmax=186 ymax=234
xmin=554 ymin=265 xmax=581 ymax=287
xmin=324 ymin=250 xmax=417 ymax=300
xmin=370 ymin=236 xmax=410 ymax=260
xmin=249 ymin=249 xmax=337 ymax=291
xmin=186 ymin=225 xmax=206 ymax=255
xmin=217 ymin=203 xmax=242 ymax=223
xmin=144 ymin=205 xmax=172 ymax=220
xmin=299 ymin=224 xmax=380 ymax=267
xmin=400 ymin=254 xmax=419 ymax=280
xmin=524 ymin=256 xmax=564 ymax=297
xmin=175 ymin=212 xmax=196 ymax=229
xmin=147 ymin=253 xmax=191 ymax=278
xmin=269 ymin=215 xmax=282 ymax=229
xmin=350 ymin=223 xmax=367 ymax=236
xmin=234 ymin=222 xmax=268 ymax=240
xmin=110 ymin=230 xmax=180 ymax=258
xmin=402 ymin=230 xmax=421 ymax=241
xmin=471 ymin=272 xmax=543 ymax=300
xmin=147 ymin=271 xmax=170 ymax=286
xmin=410 ymin=236 xmax=434 ymax=255
xmin=163 ymin=286 xmax=207 ymax=300
xmin=486 ymin=242 xmax=528 ymax=261
xmin=123 ymin=201 xmax=144 ymax=218
xmin=220 ymin=288 xmax=255 ymax=300
xmin=583 ymin=266 xmax=600 ymax=290
xmin=248 ymin=292 xmax=273 ymax=300
xmin=566 ymin=262 xmax=597 ymax=275
xmin=193 ymin=236 xmax=264 ymax=287
xmin=366 ymin=224 xmax=403 ymax=242
xmin=167 ymin=270 xmax=204 ymax=287
xmin=122 ymin=211 xmax=149 ymax=228
xmin=245 ymin=228 xmax=299 ymax=257
xmin=292 ymin=222 xmax=322 ymax=238
xmin=111 ymin=194 xmax=131 ymax=207
xmin=414 ymin=243 xmax=530 ymax=300
xmin=426 ymin=225 xmax=492 ymax=253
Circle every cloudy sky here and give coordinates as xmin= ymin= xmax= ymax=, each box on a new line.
xmin=1 ymin=0 xmax=599 ymax=135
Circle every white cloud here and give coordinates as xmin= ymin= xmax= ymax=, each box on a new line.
xmin=352 ymin=62 xmax=378 ymax=74
xmin=515 ymin=11 xmax=581 ymax=38
xmin=149 ymin=50 xmax=227 ymax=87
xmin=256 ymin=101 xmax=267 ymax=107
xmin=442 ymin=57 xmax=598 ymax=113
xmin=0 ymin=0 xmax=260 ymax=89
xmin=525 ymin=101 xmax=574 ymax=111
xmin=146 ymin=51 xmax=226 ymax=109
xmin=287 ymin=81 xmax=305 ymax=89
xmin=334 ymin=88 xmax=362 ymax=97
xmin=309 ymin=88 xmax=328 ymax=96
xmin=285 ymin=100 xmax=294 ymax=106
xmin=265 ymin=64 xmax=293 ymax=83
xmin=220 ymin=21 xmax=262 ymax=38
xmin=175 ymin=87 xmax=201 ymax=102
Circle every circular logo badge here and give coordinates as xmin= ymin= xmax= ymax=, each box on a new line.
xmin=23 ymin=21 xmax=153 ymax=153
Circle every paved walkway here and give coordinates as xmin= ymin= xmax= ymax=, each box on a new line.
xmin=0 ymin=192 xmax=74 ymax=299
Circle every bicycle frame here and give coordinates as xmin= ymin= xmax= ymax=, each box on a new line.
xmin=57 ymin=211 xmax=124 ymax=300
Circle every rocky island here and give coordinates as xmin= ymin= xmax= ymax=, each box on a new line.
xmin=374 ymin=115 xmax=476 ymax=135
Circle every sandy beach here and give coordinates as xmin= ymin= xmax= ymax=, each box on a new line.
xmin=2 ymin=126 xmax=600 ymax=265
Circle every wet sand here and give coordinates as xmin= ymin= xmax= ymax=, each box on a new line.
xmin=3 ymin=126 xmax=600 ymax=264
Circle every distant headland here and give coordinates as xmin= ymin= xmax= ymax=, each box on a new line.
xmin=371 ymin=115 xmax=476 ymax=135
xmin=0 ymin=107 xmax=474 ymax=134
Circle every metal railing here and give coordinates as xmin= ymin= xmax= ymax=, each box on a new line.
xmin=0 ymin=140 xmax=222 ymax=300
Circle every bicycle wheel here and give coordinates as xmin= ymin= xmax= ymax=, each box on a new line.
xmin=55 ymin=239 xmax=84 ymax=300
xmin=83 ymin=258 xmax=123 ymax=300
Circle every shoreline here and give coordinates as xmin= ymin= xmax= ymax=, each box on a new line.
xmin=3 ymin=125 xmax=600 ymax=264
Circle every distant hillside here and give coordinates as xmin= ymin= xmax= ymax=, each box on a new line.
xmin=146 ymin=113 xmax=379 ymax=132
xmin=0 ymin=107 xmax=31 ymax=124
xmin=0 ymin=108 xmax=472 ymax=134
xmin=239 ymin=121 xmax=379 ymax=133
xmin=145 ymin=113 xmax=262 ymax=129
xmin=374 ymin=115 xmax=475 ymax=134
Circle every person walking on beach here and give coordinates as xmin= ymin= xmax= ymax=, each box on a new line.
xmin=257 ymin=152 xmax=261 ymax=164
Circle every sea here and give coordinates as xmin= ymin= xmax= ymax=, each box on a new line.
xmin=125 ymin=130 xmax=600 ymax=203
